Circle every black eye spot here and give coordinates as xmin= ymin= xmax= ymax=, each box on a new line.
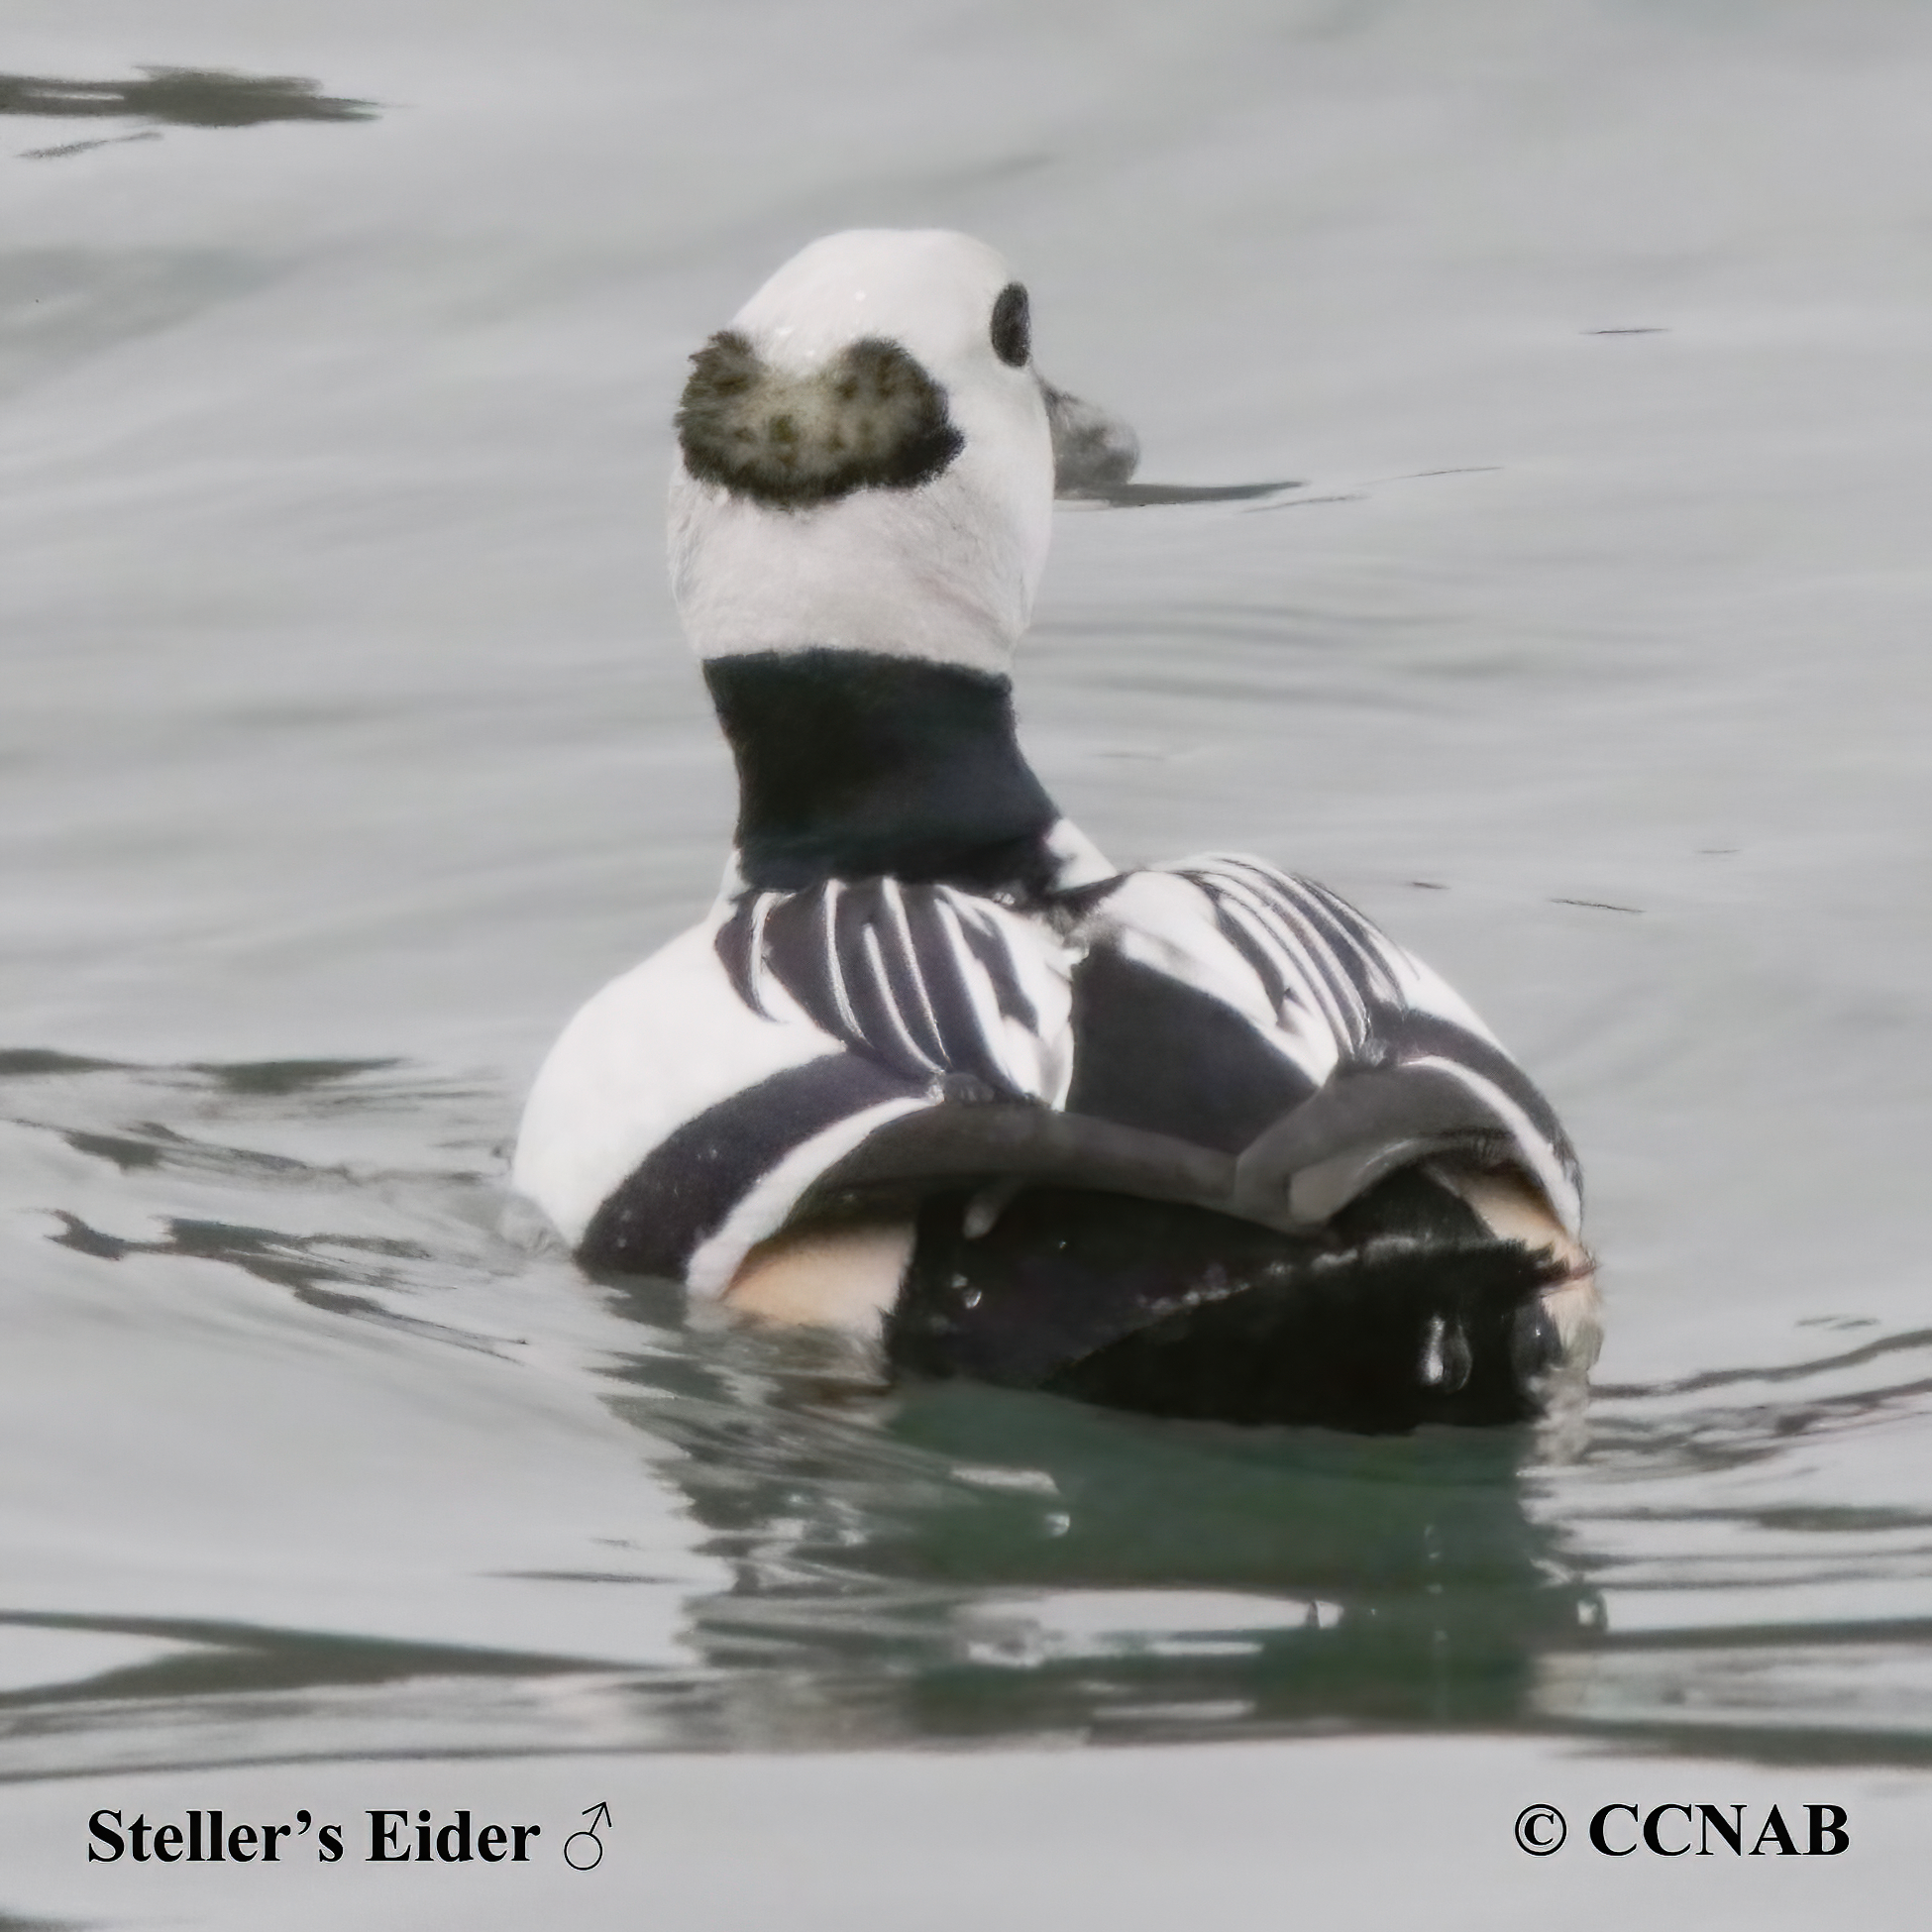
xmin=990 ymin=282 xmax=1030 ymax=367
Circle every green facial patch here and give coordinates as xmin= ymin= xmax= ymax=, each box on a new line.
xmin=677 ymin=330 xmax=965 ymax=508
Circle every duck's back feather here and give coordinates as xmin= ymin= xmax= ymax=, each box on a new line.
xmin=522 ymin=848 xmax=1581 ymax=1309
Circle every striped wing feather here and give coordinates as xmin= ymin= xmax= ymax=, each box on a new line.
xmin=715 ymin=878 xmax=1071 ymax=1102
xmin=1167 ymin=854 xmax=1413 ymax=1045
xmin=1159 ymin=856 xmax=1584 ymax=1230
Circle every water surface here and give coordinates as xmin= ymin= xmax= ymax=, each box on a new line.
xmin=3 ymin=0 xmax=1931 ymax=1920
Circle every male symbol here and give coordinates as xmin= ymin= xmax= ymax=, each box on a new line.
xmin=565 ymin=1802 xmax=611 ymax=1872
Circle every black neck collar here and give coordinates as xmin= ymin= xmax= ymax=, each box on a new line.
xmin=703 ymin=648 xmax=1062 ymax=897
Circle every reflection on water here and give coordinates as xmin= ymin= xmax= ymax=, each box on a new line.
xmin=1062 ymin=480 xmax=1305 ymax=507
xmin=3 ymin=1054 xmax=1928 ymax=1778
xmin=626 ymin=1335 xmax=1601 ymax=1745
xmin=1 ymin=67 xmax=376 ymax=133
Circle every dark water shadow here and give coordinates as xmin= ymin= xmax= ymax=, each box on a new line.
xmin=44 ymin=1210 xmax=517 ymax=1358
xmin=1 ymin=67 xmax=376 ymax=131
xmin=0 ymin=1609 xmax=685 ymax=1787
xmin=5 ymin=1050 xmax=509 ymax=1355
xmin=0 ymin=1611 xmax=599 ymax=1718
xmin=1063 ymin=480 xmax=1304 ymax=507
xmin=1586 ymin=1341 xmax=1932 ymax=1481
xmin=189 ymin=1057 xmax=403 ymax=1097
xmin=0 ymin=1050 xmax=130 ymax=1080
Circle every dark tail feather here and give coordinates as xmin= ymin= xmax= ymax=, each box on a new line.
xmin=889 ymin=1173 xmax=1571 ymax=1433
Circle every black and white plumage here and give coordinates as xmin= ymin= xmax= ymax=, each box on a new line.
xmin=515 ymin=230 xmax=1598 ymax=1431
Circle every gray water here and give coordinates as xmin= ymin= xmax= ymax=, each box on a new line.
xmin=4 ymin=1 xmax=1931 ymax=1924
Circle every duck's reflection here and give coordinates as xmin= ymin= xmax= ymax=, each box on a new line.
xmin=602 ymin=1308 xmax=1602 ymax=1744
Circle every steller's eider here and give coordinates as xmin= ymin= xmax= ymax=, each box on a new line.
xmin=514 ymin=229 xmax=1600 ymax=1433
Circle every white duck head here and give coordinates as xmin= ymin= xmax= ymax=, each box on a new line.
xmin=667 ymin=230 xmax=1058 ymax=680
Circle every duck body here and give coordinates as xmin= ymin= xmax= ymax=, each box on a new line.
xmin=513 ymin=231 xmax=1599 ymax=1430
